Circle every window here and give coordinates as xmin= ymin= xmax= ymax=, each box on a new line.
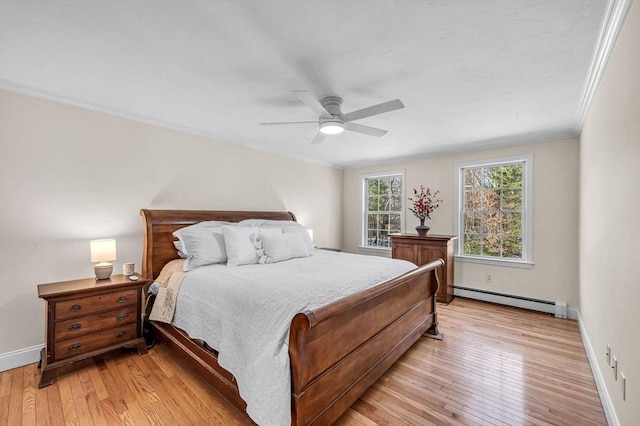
xmin=361 ymin=171 xmax=404 ymax=249
xmin=455 ymin=155 xmax=533 ymax=267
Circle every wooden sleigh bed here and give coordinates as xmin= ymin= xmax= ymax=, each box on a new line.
xmin=140 ymin=209 xmax=443 ymax=425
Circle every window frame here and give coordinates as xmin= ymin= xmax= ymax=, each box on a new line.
xmin=454 ymin=155 xmax=534 ymax=268
xmin=360 ymin=170 xmax=405 ymax=252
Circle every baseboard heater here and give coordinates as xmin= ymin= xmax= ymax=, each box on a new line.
xmin=454 ymin=286 xmax=568 ymax=319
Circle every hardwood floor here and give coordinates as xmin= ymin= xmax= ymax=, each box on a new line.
xmin=0 ymin=298 xmax=605 ymax=425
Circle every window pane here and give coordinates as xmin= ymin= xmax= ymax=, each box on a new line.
xmin=482 ymin=168 xmax=498 ymax=188
xmin=485 ymin=212 xmax=500 ymax=234
xmin=379 ymin=195 xmax=390 ymax=211
xmin=502 ymin=164 xmax=523 ymax=188
xmin=368 ymin=179 xmax=379 ymax=196
xmin=367 ymin=214 xmax=379 ymax=230
xmin=379 ymin=214 xmax=390 ymax=230
xmin=502 ymin=236 xmax=522 ymax=258
xmin=367 ymin=230 xmax=378 ymax=246
xmin=502 ymin=188 xmax=522 ymax=210
xmin=379 ymin=178 xmax=390 ymax=195
xmin=464 ymin=213 xmax=482 ymax=233
xmin=368 ymin=197 xmax=379 ymax=211
xmin=501 ymin=212 xmax=521 ymax=235
xmin=389 ymin=214 xmax=401 ymax=232
xmin=390 ymin=176 xmax=402 ymax=193
xmin=379 ymin=230 xmax=390 ymax=247
xmin=482 ymin=189 xmax=501 ymax=211
xmin=482 ymin=235 xmax=501 ymax=256
xmin=464 ymin=234 xmax=482 ymax=255
xmin=464 ymin=190 xmax=481 ymax=211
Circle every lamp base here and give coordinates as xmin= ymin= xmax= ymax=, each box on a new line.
xmin=94 ymin=263 xmax=113 ymax=280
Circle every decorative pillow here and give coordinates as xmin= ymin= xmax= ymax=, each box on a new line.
xmin=260 ymin=232 xmax=310 ymax=264
xmin=238 ymin=219 xmax=314 ymax=254
xmin=173 ymin=221 xmax=230 ymax=271
xmin=223 ymin=225 xmax=283 ymax=266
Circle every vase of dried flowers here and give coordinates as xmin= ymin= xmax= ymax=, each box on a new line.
xmin=408 ymin=185 xmax=442 ymax=236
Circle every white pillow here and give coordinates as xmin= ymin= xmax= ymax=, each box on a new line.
xmin=261 ymin=232 xmax=310 ymax=264
xmin=173 ymin=221 xmax=230 ymax=271
xmin=173 ymin=240 xmax=189 ymax=259
xmin=238 ymin=219 xmax=314 ymax=254
xmin=223 ymin=225 xmax=283 ymax=266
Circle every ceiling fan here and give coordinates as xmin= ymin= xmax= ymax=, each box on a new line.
xmin=259 ymin=90 xmax=405 ymax=144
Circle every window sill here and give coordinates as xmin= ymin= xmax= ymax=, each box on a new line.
xmin=358 ymin=246 xmax=392 ymax=256
xmin=455 ymin=255 xmax=534 ymax=269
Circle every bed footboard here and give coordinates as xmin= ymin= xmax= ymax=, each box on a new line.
xmin=288 ymin=259 xmax=443 ymax=425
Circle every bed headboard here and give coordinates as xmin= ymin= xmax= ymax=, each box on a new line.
xmin=139 ymin=209 xmax=297 ymax=280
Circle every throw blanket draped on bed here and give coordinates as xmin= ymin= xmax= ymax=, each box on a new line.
xmin=150 ymin=250 xmax=416 ymax=425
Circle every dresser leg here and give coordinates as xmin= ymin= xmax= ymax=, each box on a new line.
xmin=38 ymin=367 xmax=55 ymax=388
xmin=126 ymin=338 xmax=148 ymax=355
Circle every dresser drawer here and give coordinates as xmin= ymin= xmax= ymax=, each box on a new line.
xmin=54 ymin=323 xmax=138 ymax=361
xmin=54 ymin=306 xmax=138 ymax=341
xmin=55 ymin=289 xmax=137 ymax=320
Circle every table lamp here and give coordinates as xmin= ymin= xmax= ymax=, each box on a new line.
xmin=90 ymin=239 xmax=116 ymax=280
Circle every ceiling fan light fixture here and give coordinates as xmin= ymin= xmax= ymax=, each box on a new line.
xmin=319 ymin=121 xmax=345 ymax=135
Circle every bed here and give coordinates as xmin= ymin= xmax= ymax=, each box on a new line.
xmin=140 ymin=209 xmax=443 ymax=425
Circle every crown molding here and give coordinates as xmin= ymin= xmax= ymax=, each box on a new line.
xmin=575 ymin=0 xmax=633 ymax=132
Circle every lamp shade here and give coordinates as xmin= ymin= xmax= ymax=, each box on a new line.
xmin=90 ymin=239 xmax=116 ymax=263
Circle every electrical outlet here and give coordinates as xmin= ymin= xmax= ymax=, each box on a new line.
xmin=486 ymin=272 xmax=493 ymax=282
xmin=606 ymin=344 xmax=611 ymax=365
xmin=612 ymin=356 xmax=618 ymax=380
xmin=621 ymin=372 xmax=626 ymax=400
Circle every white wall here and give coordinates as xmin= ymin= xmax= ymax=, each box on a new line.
xmin=343 ymin=137 xmax=580 ymax=308
xmin=579 ymin=0 xmax=640 ymax=423
xmin=0 ymin=90 xmax=343 ymax=356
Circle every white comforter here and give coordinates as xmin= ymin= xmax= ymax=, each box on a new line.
xmin=171 ymin=249 xmax=416 ymax=425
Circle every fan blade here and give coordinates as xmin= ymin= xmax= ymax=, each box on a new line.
xmin=342 ymin=99 xmax=404 ymax=122
xmin=293 ymin=90 xmax=333 ymax=118
xmin=259 ymin=121 xmax=317 ymax=126
xmin=345 ymin=122 xmax=388 ymax=137
xmin=311 ymin=132 xmax=327 ymax=145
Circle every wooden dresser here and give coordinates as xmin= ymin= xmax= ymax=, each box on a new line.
xmin=37 ymin=274 xmax=148 ymax=388
xmin=391 ymin=234 xmax=457 ymax=304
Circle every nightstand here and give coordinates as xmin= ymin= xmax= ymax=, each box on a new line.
xmin=37 ymin=274 xmax=149 ymax=388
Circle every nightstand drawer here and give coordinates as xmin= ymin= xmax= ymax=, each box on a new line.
xmin=55 ymin=289 xmax=137 ymax=320
xmin=54 ymin=306 xmax=138 ymax=341
xmin=54 ymin=323 xmax=138 ymax=361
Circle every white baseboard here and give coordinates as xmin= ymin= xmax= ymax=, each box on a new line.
xmin=453 ymin=286 xmax=577 ymax=320
xmin=0 ymin=344 xmax=44 ymax=372
xmin=576 ymin=310 xmax=618 ymax=426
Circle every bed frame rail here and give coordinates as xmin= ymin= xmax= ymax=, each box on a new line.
xmin=289 ymin=259 xmax=442 ymax=425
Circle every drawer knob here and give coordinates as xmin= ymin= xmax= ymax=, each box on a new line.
xmin=116 ymin=331 xmax=127 ymax=338
xmin=69 ymin=304 xmax=82 ymax=312
xmin=117 ymin=296 xmax=128 ymax=303
xmin=69 ymin=324 xmax=82 ymax=331
xmin=69 ymin=343 xmax=81 ymax=351
xmin=117 ymin=313 xmax=128 ymax=320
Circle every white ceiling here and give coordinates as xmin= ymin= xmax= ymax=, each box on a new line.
xmin=0 ymin=0 xmax=609 ymax=168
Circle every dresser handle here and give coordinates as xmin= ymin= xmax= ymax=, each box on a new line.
xmin=116 ymin=331 xmax=127 ymax=338
xmin=69 ymin=343 xmax=81 ymax=351
xmin=117 ymin=313 xmax=128 ymax=320
xmin=117 ymin=296 xmax=128 ymax=303
xmin=69 ymin=324 xmax=82 ymax=331
xmin=69 ymin=304 xmax=82 ymax=312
